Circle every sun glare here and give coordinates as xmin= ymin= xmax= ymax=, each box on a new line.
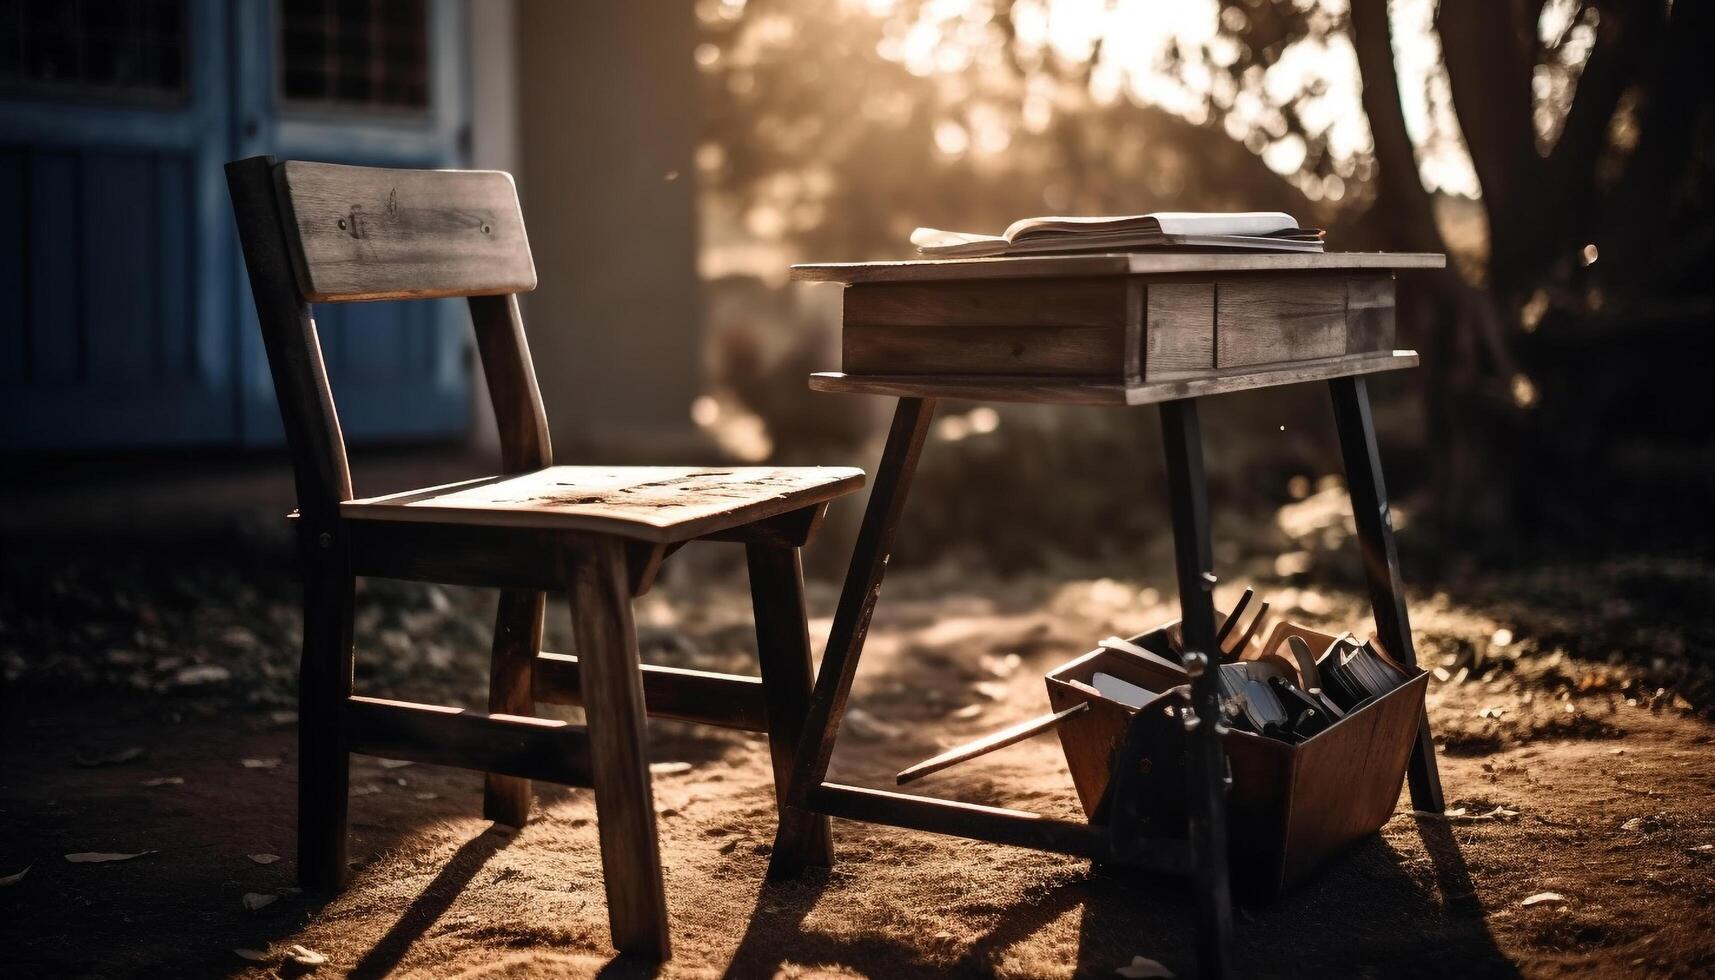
xmin=853 ymin=0 xmax=1482 ymax=198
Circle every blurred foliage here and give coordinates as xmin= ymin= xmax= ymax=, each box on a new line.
xmin=690 ymin=0 xmax=1714 ymax=563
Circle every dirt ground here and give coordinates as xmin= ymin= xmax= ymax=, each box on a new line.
xmin=4 ymin=529 xmax=1714 ymax=980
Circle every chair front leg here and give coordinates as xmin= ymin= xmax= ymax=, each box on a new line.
xmin=564 ymin=535 xmax=670 ymax=960
xmin=744 ymin=543 xmax=835 ymax=877
xmin=485 ymin=588 xmax=545 ymax=826
xmin=299 ymin=530 xmax=355 ymax=891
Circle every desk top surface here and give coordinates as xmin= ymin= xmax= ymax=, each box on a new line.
xmin=791 ymin=251 xmax=1445 ymax=284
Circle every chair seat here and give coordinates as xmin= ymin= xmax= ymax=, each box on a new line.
xmin=342 ymin=465 xmax=866 ymax=543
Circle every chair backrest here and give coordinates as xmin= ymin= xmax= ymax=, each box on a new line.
xmin=226 ymin=156 xmax=552 ymax=532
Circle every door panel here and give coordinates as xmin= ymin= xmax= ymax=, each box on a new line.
xmin=0 ymin=0 xmax=472 ymax=450
xmin=83 ymin=153 xmax=160 ymax=382
xmin=25 ymin=151 xmax=82 ymax=386
xmin=0 ymin=150 xmax=21 ymax=384
xmin=0 ymin=0 xmax=234 ymax=449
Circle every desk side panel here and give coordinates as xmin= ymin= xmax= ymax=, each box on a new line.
xmin=1140 ymin=272 xmax=1397 ymax=380
xmin=841 ymin=278 xmax=1134 ymax=379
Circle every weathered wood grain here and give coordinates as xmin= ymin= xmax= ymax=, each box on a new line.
xmin=1345 ymin=275 xmax=1396 ymax=354
xmin=565 ymin=536 xmax=670 ymax=959
xmin=842 ymin=278 xmax=1131 ymax=377
xmin=277 ymin=161 xmax=536 ymax=302
xmin=1216 ymin=277 xmax=1348 ymax=368
xmin=343 ymin=465 xmax=865 ymax=544
xmin=843 ymin=277 xmax=1128 ymax=328
xmin=844 ymin=322 xmax=1125 ymax=376
xmin=1144 ymin=282 xmax=1215 ymax=379
xmin=793 ymin=251 xmax=1446 ymax=284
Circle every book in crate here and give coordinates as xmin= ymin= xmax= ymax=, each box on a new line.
xmin=893 ymin=590 xmax=1429 ymax=900
xmin=1046 ymin=616 xmax=1427 ymax=899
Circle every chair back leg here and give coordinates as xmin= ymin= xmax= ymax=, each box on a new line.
xmin=299 ymin=536 xmax=356 ymax=890
xmin=564 ymin=535 xmax=671 ymax=960
xmin=745 ymin=543 xmax=836 ymax=876
xmin=484 ymin=587 xmax=546 ymax=825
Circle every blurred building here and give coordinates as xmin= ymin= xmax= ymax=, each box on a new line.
xmin=0 ymin=0 xmax=701 ymax=457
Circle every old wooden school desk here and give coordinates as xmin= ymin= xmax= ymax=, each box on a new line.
xmin=781 ymin=251 xmax=1449 ymax=979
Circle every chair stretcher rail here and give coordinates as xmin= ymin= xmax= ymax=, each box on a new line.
xmin=343 ymin=695 xmax=592 ymax=786
xmin=532 ymin=652 xmax=770 ymax=732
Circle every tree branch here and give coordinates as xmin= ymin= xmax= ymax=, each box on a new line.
xmin=1547 ymin=0 xmax=1661 ymax=245
xmin=1348 ymin=0 xmax=1445 ymax=252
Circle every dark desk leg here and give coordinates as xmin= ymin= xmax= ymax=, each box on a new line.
xmin=786 ymin=398 xmax=937 ymax=819
xmin=1329 ymin=376 xmax=1446 ymax=813
xmin=1159 ymin=398 xmax=1234 ymax=980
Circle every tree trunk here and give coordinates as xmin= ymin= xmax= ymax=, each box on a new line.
xmin=1436 ymin=0 xmax=1543 ymax=300
xmin=1349 ymin=0 xmax=1522 ymax=535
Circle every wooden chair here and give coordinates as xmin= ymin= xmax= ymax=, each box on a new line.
xmin=226 ymin=156 xmax=863 ymax=959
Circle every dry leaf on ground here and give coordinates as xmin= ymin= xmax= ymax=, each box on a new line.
xmin=1116 ymin=955 xmax=1175 ymax=978
xmin=240 ymin=758 xmax=280 ymax=769
xmin=286 ymin=944 xmax=326 ymax=967
xmin=1450 ymin=806 xmax=1520 ymax=822
xmin=0 ymin=866 xmax=29 ymax=887
xmin=173 ymin=664 xmax=231 ymax=685
xmin=844 ymin=707 xmax=903 ymax=740
xmin=1521 ymin=892 xmax=1567 ymax=906
xmin=242 ymin=892 xmax=278 ymax=911
xmin=74 ymin=746 xmax=145 ymax=767
xmin=248 ymin=853 xmax=280 ymax=865
xmin=142 ymin=776 xmax=184 ymax=786
xmin=65 ymin=851 xmax=153 ymax=863
xmin=233 ymin=948 xmax=270 ymax=962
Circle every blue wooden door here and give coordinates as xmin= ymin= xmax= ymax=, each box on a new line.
xmin=0 ymin=0 xmax=239 ymax=448
xmin=0 ymin=0 xmax=471 ymax=451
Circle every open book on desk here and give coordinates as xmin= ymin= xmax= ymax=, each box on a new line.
xmin=910 ymin=211 xmax=1325 ymax=258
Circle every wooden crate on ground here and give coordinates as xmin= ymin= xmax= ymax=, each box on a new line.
xmin=1045 ymin=621 xmax=1429 ymax=901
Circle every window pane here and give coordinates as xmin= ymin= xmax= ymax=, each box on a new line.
xmin=0 ymin=0 xmax=189 ymax=102
xmin=279 ymin=0 xmax=428 ymax=111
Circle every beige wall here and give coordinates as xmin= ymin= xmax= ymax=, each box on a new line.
xmin=507 ymin=0 xmax=705 ymax=460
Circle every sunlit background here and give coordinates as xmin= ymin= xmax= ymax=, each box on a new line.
xmin=3 ymin=7 xmax=1714 ymax=972
xmin=677 ymin=0 xmax=1710 ymax=563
